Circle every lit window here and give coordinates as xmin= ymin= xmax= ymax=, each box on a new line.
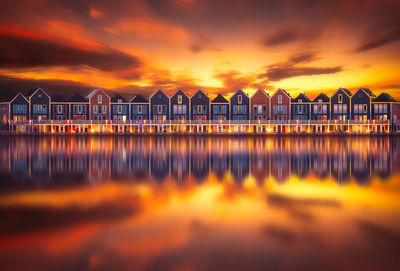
xmin=278 ymin=95 xmax=282 ymax=104
xmin=98 ymin=95 xmax=102 ymax=104
xmin=338 ymin=94 xmax=342 ymax=103
xmin=238 ymin=95 xmax=242 ymax=104
xmin=178 ymin=95 xmax=182 ymax=104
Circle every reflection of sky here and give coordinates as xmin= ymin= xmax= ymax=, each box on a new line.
xmin=0 ymin=136 xmax=399 ymax=270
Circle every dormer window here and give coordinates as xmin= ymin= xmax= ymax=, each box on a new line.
xmin=278 ymin=95 xmax=282 ymax=104
xmin=338 ymin=94 xmax=342 ymax=104
xmin=178 ymin=95 xmax=182 ymax=104
xmin=98 ymin=95 xmax=102 ymax=104
xmin=238 ymin=95 xmax=242 ymax=104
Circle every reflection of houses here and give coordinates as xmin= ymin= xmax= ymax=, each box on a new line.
xmin=171 ymin=153 xmax=189 ymax=182
xmin=190 ymin=152 xmax=210 ymax=181
xmin=330 ymin=152 xmax=351 ymax=184
xmin=211 ymin=153 xmax=229 ymax=180
xmin=271 ymin=152 xmax=290 ymax=183
xmin=290 ymin=153 xmax=310 ymax=179
xmin=150 ymin=152 xmax=170 ymax=182
xmin=250 ymin=152 xmax=270 ymax=186
xmin=351 ymin=152 xmax=371 ymax=185
xmin=230 ymin=153 xmax=250 ymax=184
xmin=311 ymin=152 xmax=330 ymax=179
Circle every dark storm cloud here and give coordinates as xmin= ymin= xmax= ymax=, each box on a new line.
xmin=0 ymin=202 xmax=137 ymax=236
xmin=0 ymin=33 xmax=142 ymax=72
xmin=262 ymin=28 xmax=298 ymax=46
xmin=0 ymin=76 xmax=97 ymax=98
xmin=354 ymin=29 xmax=400 ymax=52
xmin=258 ymin=52 xmax=343 ymax=82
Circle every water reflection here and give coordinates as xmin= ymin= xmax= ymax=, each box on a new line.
xmin=0 ymin=135 xmax=400 ymax=270
xmin=1 ymin=135 xmax=399 ymax=186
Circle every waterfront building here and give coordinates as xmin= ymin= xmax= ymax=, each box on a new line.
xmin=351 ymin=88 xmax=375 ymax=121
xmin=51 ymin=94 xmax=70 ymax=121
xmin=311 ymin=93 xmax=330 ymax=121
xmin=87 ymin=89 xmax=110 ymax=121
xmin=230 ymin=89 xmax=250 ymax=120
xmin=0 ymin=95 xmax=12 ymax=125
xmin=291 ymin=93 xmax=311 ymax=120
xmin=150 ymin=89 xmax=170 ymax=122
xmin=372 ymin=93 xmax=396 ymax=121
xmin=330 ymin=88 xmax=352 ymax=121
xmin=130 ymin=94 xmax=149 ymax=121
xmin=190 ymin=90 xmax=209 ymax=122
xmin=111 ymin=94 xmax=129 ymax=122
xmin=211 ymin=94 xmax=229 ymax=121
xmin=271 ymin=88 xmax=291 ymax=121
xmin=69 ymin=94 xmax=89 ymax=121
xmin=26 ymin=88 xmax=50 ymax=121
xmin=170 ymin=90 xmax=190 ymax=121
xmin=250 ymin=89 xmax=269 ymax=120
xmin=10 ymin=93 xmax=29 ymax=123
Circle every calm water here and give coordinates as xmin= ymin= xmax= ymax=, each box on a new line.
xmin=0 ymin=135 xmax=400 ymax=271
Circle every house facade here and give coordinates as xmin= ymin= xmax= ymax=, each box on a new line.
xmin=372 ymin=93 xmax=396 ymax=121
xmin=211 ymin=94 xmax=229 ymax=121
xmin=69 ymin=94 xmax=89 ymax=121
xmin=9 ymin=93 xmax=29 ymax=123
xmin=311 ymin=93 xmax=330 ymax=121
xmin=250 ymin=89 xmax=269 ymax=120
xmin=351 ymin=88 xmax=375 ymax=121
xmin=150 ymin=89 xmax=169 ymax=122
xmin=291 ymin=93 xmax=310 ymax=120
xmin=26 ymin=88 xmax=50 ymax=121
xmin=230 ymin=89 xmax=249 ymax=120
xmin=111 ymin=94 xmax=129 ymax=122
xmin=51 ymin=94 xmax=70 ymax=120
xmin=330 ymin=88 xmax=351 ymax=121
xmin=88 ymin=89 xmax=110 ymax=121
xmin=170 ymin=90 xmax=190 ymax=121
xmin=271 ymin=88 xmax=291 ymax=120
xmin=190 ymin=90 xmax=209 ymax=122
xmin=130 ymin=95 xmax=149 ymax=121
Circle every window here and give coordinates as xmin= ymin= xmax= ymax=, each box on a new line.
xmin=263 ymin=105 xmax=267 ymax=113
xmin=213 ymin=105 xmax=218 ymax=113
xmin=338 ymin=94 xmax=342 ymax=103
xmin=198 ymin=94 xmax=202 ymax=99
xmin=118 ymin=105 xmax=122 ymax=113
xmin=299 ymin=99 xmax=302 ymax=103
xmin=238 ymin=95 xmax=242 ymax=104
xmin=298 ymin=105 xmax=302 ymax=114
xmin=334 ymin=104 xmax=338 ymax=114
xmin=158 ymin=105 xmax=162 ymax=114
xmin=118 ymin=99 xmax=122 ymax=103
xmin=198 ymin=105 xmax=203 ymax=113
xmin=278 ymin=95 xmax=282 ymax=104
xmin=258 ymin=105 xmax=262 ymax=114
xmin=363 ymin=104 xmax=367 ymax=113
xmin=93 ymin=105 xmax=98 ymax=113
xmin=173 ymin=105 xmax=178 ymax=114
xmin=98 ymin=95 xmax=102 ymax=104
xmin=138 ymin=105 xmax=142 ymax=114
xmin=178 ymin=95 xmax=182 ymax=104
xmin=222 ymin=106 xmax=227 ymax=114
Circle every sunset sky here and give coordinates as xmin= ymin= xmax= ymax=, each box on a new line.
xmin=0 ymin=0 xmax=399 ymax=99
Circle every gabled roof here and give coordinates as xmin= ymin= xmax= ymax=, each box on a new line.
xmin=111 ymin=94 xmax=127 ymax=103
xmin=272 ymin=88 xmax=291 ymax=98
xmin=251 ymin=89 xmax=269 ymax=99
xmin=191 ymin=89 xmax=209 ymax=98
xmin=358 ymin=88 xmax=375 ymax=97
xmin=230 ymin=89 xmax=248 ymax=100
xmin=69 ymin=94 xmax=88 ymax=102
xmin=130 ymin=94 xmax=148 ymax=103
xmin=340 ymin=88 xmax=352 ymax=96
xmin=313 ymin=93 xmax=330 ymax=103
xmin=150 ymin=89 xmax=169 ymax=99
xmin=373 ymin=92 xmax=397 ymax=103
xmin=86 ymin=88 xmax=110 ymax=98
xmin=25 ymin=88 xmax=39 ymax=98
xmin=10 ymin=92 xmax=29 ymax=104
xmin=51 ymin=94 xmax=66 ymax=102
xmin=211 ymin=94 xmax=229 ymax=104
xmin=171 ymin=89 xmax=189 ymax=99
xmin=292 ymin=93 xmax=311 ymax=103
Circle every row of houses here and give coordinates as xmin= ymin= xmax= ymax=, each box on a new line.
xmin=1 ymin=87 xmax=399 ymax=124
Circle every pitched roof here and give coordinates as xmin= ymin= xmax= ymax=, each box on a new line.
xmin=191 ymin=89 xmax=208 ymax=98
xmin=211 ymin=94 xmax=229 ymax=103
xmin=130 ymin=94 xmax=148 ymax=103
xmin=373 ymin=92 xmax=397 ymax=103
xmin=273 ymin=88 xmax=291 ymax=98
xmin=339 ymin=88 xmax=352 ymax=96
xmin=24 ymin=88 xmax=39 ymax=98
xmin=69 ymin=94 xmax=88 ymax=102
xmin=292 ymin=93 xmax=311 ymax=102
xmin=251 ymin=89 xmax=269 ymax=98
xmin=313 ymin=93 xmax=330 ymax=102
xmin=51 ymin=94 xmax=66 ymax=102
xmin=86 ymin=88 xmax=110 ymax=98
xmin=111 ymin=94 xmax=127 ymax=103
xmin=359 ymin=88 xmax=375 ymax=97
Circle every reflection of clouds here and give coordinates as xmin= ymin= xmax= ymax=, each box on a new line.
xmin=0 ymin=136 xmax=398 ymax=186
xmin=358 ymin=220 xmax=400 ymax=249
xmin=263 ymin=225 xmax=297 ymax=244
xmin=267 ymin=194 xmax=342 ymax=209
